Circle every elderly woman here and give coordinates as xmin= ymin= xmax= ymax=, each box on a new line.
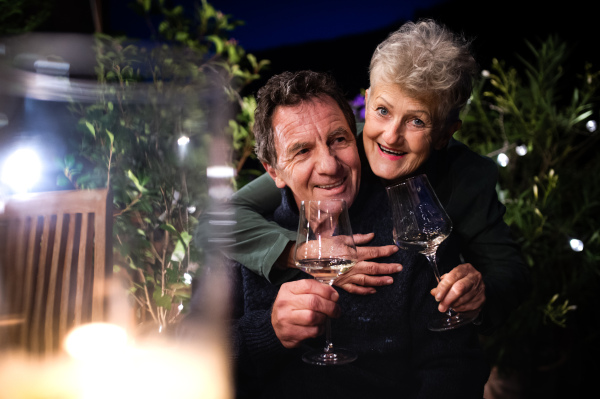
xmin=202 ymin=19 xmax=529 ymax=334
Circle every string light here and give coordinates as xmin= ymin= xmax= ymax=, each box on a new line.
xmin=177 ymin=135 xmax=190 ymax=146
xmin=497 ymin=153 xmax=509 ymax=167
xmin=515 ymin=144 xmax=528 ymax=156
xmin=586 ymin=120 xmax=597 ymax=132
xmin=569 ymin=238 xmax=584 ymax=252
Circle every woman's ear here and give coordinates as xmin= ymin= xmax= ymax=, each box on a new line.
xmin=434 ymin=120 xmax=462 ymax=150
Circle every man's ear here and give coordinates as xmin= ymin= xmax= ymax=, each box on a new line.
xmin=262 ymin=161 xmax=287 ymax=189
xmin=434 ymin=120 xmax=462 ymax=150
xmin=364 ymin=88 xmax=369 ymax=107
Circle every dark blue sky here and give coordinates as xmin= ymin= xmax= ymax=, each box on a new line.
xmin=210 ymin=0 xmax=448 ymax=51
xmin=107 ymin=0 xmax=449 ymax=51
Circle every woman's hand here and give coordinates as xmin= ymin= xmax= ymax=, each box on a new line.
xmin=333 ymin=233 xmax=402 ymax=295
xmin=430 ymin=263 xmax=485 ymax=314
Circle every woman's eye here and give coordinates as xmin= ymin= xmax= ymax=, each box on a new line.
xmin=376 ymin=106 xmax=389 ymax=116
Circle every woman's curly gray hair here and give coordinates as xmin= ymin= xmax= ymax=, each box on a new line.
xmin=369 ymin=19 xmax=478 ymax=128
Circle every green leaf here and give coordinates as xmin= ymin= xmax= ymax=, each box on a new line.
xmin=175 ymin=31 xmax=189 ymax=41
xmin=153 ymin=292 xmax=172 ymax=310
xmin=160 ymin=223 xmax=179 ymax=236
xmin=106 ymin=129 xmax=114 ymax=146
xmin=85 ymin=121 xmax=96 ymax=137
xmin=126 ymin=170 xmax=145 ymax=193
xmin=127 ymin=258 xmax=137 ymax=270
xmin=171 ymin=239 xmax=186 ymax=262
xmin=180 ymin=231 xmax=192 ymax=246
xmin=206 ymin=35 xmax=224 ymax=54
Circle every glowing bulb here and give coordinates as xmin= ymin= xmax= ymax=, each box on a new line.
xmin=481 ymin=70 xmax=490 ymax=78
xmin=516 ymin=144 xmax=528 ymax=156
xmin=586 ymin=120 xmax=597 ymax=132
xmin=177 ymin=135 xmax=190 ymax=146
xmin=187 ymin=205 xmax=196 ymax=214
xmin=569 ymin=238 xmax=584 ymax=252
xmin=184 ymin=272 xmax=192 ymax=285
xmin=1 ymin=148 xmax=42 ymax=193
xmin=497 ymin=153 xmax=509 ymax=167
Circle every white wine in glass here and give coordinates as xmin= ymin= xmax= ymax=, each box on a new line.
xmin=386 ymin=174 xmax=479 ymax=331
xmin=294 ymin=199 xmax=358 ymax=365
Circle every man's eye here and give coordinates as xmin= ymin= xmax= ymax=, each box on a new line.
xmin=296 ymin=148 xmax=309 ymax=155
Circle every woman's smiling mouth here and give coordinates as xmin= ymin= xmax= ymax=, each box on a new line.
xmin=378 ymin=143 xmax=407 ymax=157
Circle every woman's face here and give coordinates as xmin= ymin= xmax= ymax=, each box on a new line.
xmin=363 ymin=84 xmax=454 ymax=182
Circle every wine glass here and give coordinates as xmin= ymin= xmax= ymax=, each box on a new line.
xmin=386 ymin=174 xmax=479 ymax=331
xmin=294 ymin=199 xmax=358 ymax=365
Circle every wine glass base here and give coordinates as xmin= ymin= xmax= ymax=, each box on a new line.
xmin=302 ymin=348 xmax=357 ymax=366
xmin=427 ymin=310 xmax=480 ymax=332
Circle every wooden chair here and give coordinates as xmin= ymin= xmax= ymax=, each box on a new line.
xmin=0 ymin=188 xmax=112 ymax=356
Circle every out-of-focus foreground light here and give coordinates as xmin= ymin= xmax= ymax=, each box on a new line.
xmin=206 ymin=165 xmax=234 ymax=178
xmin=1 ymin=148 xmax=42 ymax=194
xmin=64 ymin=323 xmax=128 ymax=360
xmin=569 ymin=238 xmax=584 ymax=252
xmin=0 ymin=112 xmax=8 ymax=128
xmin=586 ymin=120 xmax=597 ymax=133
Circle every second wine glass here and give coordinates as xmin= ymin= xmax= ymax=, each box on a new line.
xmin=386 ymin=174 xmax=479 ymax=331
xmin=294 ymin=199 xmax=358 ymax=365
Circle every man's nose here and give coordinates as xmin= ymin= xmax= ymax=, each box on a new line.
xmin=316 ymin=147 xmax=340 ymax=174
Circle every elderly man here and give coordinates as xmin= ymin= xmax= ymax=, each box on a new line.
xmin=227 ymin=70 xmax=489 ymax=399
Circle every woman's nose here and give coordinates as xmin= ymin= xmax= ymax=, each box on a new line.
xmin=382 ymin=122 xmax=404 ymax=144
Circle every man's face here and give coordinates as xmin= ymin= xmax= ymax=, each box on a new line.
xmin=263 ymin=96 xmax=361 ymax=209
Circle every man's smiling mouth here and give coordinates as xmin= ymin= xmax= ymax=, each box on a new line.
xmin=315 ymin=178 xmax=345 ymax=189
xmin=378 ymin=143 xmax=406 ymax=156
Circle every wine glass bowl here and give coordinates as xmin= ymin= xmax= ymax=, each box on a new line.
xmin=294 ymin=199 xmax=358 ymax=365
xmin=386 ymin=174 xmax=479 ymax=331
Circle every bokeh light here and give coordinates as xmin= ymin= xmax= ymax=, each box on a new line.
xmin=497 ymin=153 xmax=509 ymax=167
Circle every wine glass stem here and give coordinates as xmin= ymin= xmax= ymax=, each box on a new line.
xmin=324 ymin=317 xmax=333 ymax=353
xmin=424 ymin=251 xmax=455 ymax=318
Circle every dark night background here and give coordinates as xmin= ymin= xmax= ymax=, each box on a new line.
xmin=4 ymin=0 xmax=598 ymax=194
xmin=1 ymin=1 xmax=598 ymax=395
xmin=32 ymin=0 xmax=600 ymax=99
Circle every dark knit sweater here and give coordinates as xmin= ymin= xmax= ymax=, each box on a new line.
xmin=230 ymin=169 xmax=490 ymax=398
